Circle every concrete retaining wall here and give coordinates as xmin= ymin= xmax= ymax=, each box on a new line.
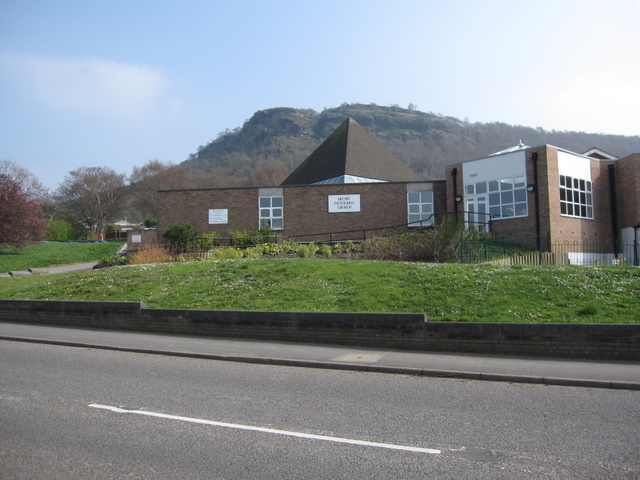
xmin=1 ymin=299 xmax=638 ymax=360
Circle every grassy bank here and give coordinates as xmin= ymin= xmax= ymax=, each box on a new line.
xmin=0 ymin=242 xmax=123 ymax=273
xmin=0 ymin=258 xmax=638 ymax=323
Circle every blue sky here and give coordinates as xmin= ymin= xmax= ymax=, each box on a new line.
xmin=1 ymin=0 xmax=639 ymax=190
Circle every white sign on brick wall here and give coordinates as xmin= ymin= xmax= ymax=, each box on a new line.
xmin=328 ymin=194 xmax=361 ymax=213
xmin=208 ymin=209 xmax=228 ymax=224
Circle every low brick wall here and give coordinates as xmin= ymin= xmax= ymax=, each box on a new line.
xmin=126 ymin=229 xmax=158 ymax=254
xmin=0 ymin=300 xmax=425 ymax=350
xmin=424 ymin=322 xmax=639 ymax=359
xmin=1 ymin=300 xmax=638 ymax=360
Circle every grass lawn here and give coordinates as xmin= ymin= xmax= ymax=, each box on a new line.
xmin=0 ymin=257 xmax=638 ymax=323
xmin=0 ymin=242 xmax=124 ymax=273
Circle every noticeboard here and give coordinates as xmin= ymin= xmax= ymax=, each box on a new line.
xmin=208 ymin=209 xmax=229 ymax=224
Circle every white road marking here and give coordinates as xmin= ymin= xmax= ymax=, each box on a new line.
xmin=88 ymin=403 xmax=441 ymax=455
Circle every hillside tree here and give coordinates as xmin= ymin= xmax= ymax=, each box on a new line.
xmin=129 ymin=160 xmax=189 ymax=218
xmin=244 ymin=159 xmax=289 ymax=186
xmin=0 ymin=173 xmax=47 ymax=251
xmin=0 ymin=159 xmax=49 ymax=202
xmin=55 ymin=167 xmax=127 ymax=239
xmin=191 ymin=167 xmax=239 ymax=189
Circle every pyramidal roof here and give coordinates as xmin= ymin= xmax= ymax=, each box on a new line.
xmin=281 ymin=118 xmax=423 ymax=185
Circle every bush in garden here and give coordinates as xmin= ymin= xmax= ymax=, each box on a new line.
xmin=229 ymin=226 xmax=276 ymax=246
xmin=199 ymin=232 xmax=220 ymax=249
xmin=295 ymin=242 xmax=318 ymax=258
xmin=163 ymin=223 xmax=198 ymax=253
xmin=279 ymin=241 xmax=297 ymax=255
xmin=129 ymin=244 xmax=172 ymax=265
xmin=344 ymin=240 xmax=362 ymax=253
xmin=45 ymin=219 xmax=78 ymax=241
xmin=331 ymin=243 xmax=344 ymax=254
xmin=259 ymin=243 xmax=281 ymax=256
xmin=228 ymin=229 xmax=253 ymax=246
xmin=95 ymin=255 xmax=130 ymax=268
xmin=207 ymin=248 xmax=244 ymax=260
xmin=362 ymin=218 xmax=466 ymax=262
xmin=251 ymin=226 xmax=276 ymax=244
xmin=243 ymin=246 xmax=263 ymax=258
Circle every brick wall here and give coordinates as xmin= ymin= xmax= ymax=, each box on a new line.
xmin=157 ymin=181 xmax=445 ymax=243
xmin=283 ymin=183 xmax=412 ymax=240
xmin=2 ymin=300 xmax=638 ymax=360
xmin=545 ymin=148 xmax=616 ymax=249
xmin=158 ymin=187 xmax=260 ymax=239
xmin=126 ymin=230 xmax=158 ymax=253
xmin=616 ymin=153 xmax=640 ymax=229
xmin=424 ymin=322 xmax=639 ymax=359
xmin=0 ymin=300 xmax=426 ymax=350
xmin=432 ymin=180 xmax=447 ymax=223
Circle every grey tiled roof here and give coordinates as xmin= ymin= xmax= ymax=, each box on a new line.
xmin=281 ymin=118 xmax=423 ymax=185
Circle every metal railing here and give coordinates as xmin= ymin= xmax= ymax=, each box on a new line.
xmin=194 ymin=215 xmax=441 ymax=248
xmin=461 ymin=237 xmax=638 ymax=266
xmin=188 ymin=214 xmax=638 ymax=267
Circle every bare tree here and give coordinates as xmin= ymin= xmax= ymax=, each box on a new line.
xmin=129 ymin=160 xmax=189 ymax=218
xmin=192 ymin=167 xmax=239 ymax=189
xmin=0 ymin=160 xmax=49 ymax=202
xmin=244 ymin=159 xmax=288 ymax=187
xmin=55 ymin=167 xmax=126 ymax=239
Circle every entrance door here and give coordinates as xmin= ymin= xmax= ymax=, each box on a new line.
xmin=465 ymin=196 xmax=489 ymax=232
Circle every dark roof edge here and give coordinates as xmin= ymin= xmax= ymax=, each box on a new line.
xmin=158 ymin=179 xmax=445 ymax=193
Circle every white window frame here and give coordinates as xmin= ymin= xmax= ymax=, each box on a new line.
xmin=465 ymin=175 xmax=528 ymax=222
xmin=407 ymin=191 xmax=434 ymax=227
xmin=560 ymin=175 xmax=593 ymax=219
xmin=259 ymin=196 xmax=284 ymax=230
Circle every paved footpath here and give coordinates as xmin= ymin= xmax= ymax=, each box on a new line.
xmin=0 ymin=262 xmax=97 ymax=278
xmin=1 ymin=321 xmax=639 ymax=390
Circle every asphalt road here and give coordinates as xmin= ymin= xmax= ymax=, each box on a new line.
xmin=2 ymin=341 xmax=639 ymax=479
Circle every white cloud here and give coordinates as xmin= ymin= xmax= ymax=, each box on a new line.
xmin=0 ymin=52 xmax=173 ymax=119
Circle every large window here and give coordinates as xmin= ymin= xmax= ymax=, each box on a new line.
xmin=259 ymin=196 xmax=283 ymax=229
xmin=407 ymin=192 xmax=434 ymax=227
xmin=465 ymin=176 xmax=528 ymax=220
xmin=560 ymin=175 xmax=593 ymax=218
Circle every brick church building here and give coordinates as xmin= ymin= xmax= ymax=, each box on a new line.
xmin=150 ymin=118 xmax=639 ymax=264
xmin=157 ymin=118 xmax=445 ymax=242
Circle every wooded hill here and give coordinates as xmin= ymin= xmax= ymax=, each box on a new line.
xmin=182 ymin=103 xmax=640 ymax=187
